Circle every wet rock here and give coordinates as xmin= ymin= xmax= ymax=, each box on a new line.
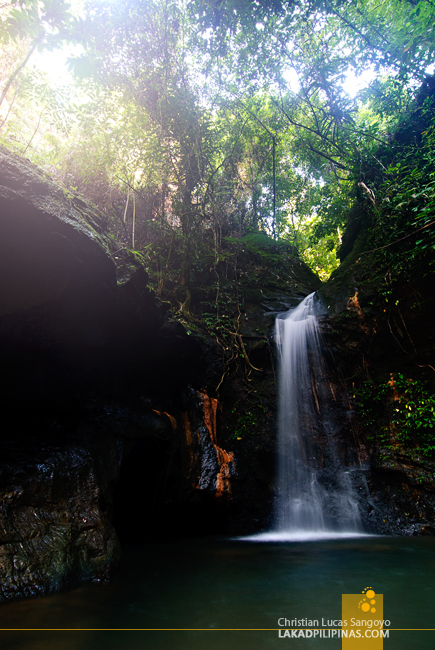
xmin=421 ymin=525 xmax=435 ymax=536
xmin=112 ymin=389 xmax=235 ymax=541
xmin=0 ymin=433 xmax=122 ymax=603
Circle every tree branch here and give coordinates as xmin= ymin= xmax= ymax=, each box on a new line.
xmin=0 ymin=40 xmax=39 ymax=108
xmin=306 ymin=143 xmax=350 ymax=171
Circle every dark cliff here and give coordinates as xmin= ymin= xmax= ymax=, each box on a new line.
xmin=316 ymin=84 xmax=435 ymax=534
xmin=0 ymin=145 xmax=207 ymax=601
xmin=317 ymin=229 xmax=435 ymax=535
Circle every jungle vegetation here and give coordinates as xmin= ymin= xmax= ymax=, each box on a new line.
xmin=0 ymin=0 xmax=434 ymax=307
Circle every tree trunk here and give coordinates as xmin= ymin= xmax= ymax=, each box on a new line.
xmin=0 ymin=41 xmax=39 ymax=108
xmin=131 ymin=187 xmax=136 ymax=249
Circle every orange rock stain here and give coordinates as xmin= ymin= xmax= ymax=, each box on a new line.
xmin=198 ymin=391 xmax=236 ymax=498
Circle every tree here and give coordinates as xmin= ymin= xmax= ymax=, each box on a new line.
xmin=0 ymin=0 xmax=77 ymax=107
xmin=1 ymin=0 xmax=433 ymax=287
xmin=66 ymin=0 xmax=214 ymax=312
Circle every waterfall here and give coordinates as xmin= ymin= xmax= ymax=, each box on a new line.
xmin=274 ymin=292 xmax=362 ymax=537
xmin=275 ymin=292 xmax=325 ymax=531
xmin=243 ymin=293 xmax=364 ymax=542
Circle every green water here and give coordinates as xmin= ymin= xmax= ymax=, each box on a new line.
xmin=0 ymin=536 xmax=434 ymax=649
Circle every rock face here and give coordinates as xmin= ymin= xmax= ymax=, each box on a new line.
xmin=200 ymin=244 xmax=322 ymax=534
xmin=317 ymin=220 xmax=435 ymax=535
xmin=3 ymin=146 xmax=290 ymax=600
xmin=112 ymin=389 xmax=237 ymax=541
xmin=0 ymin=145 xmax=207 ymax=414
xmin=0 ymin=144 xmax=325 ymax=601
xmin=0 ymin=433 xmax=121 ymax=601
xmin=0 ymin=145 xmax=210 ymax=601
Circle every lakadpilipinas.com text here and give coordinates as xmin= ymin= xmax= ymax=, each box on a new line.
xmin=277 ymin=617 xmax=390 ymax=639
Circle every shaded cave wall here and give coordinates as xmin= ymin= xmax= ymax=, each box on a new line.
xmin=0 ymin=145 xmax=222 ymax=601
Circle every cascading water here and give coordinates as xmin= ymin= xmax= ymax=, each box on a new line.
xmin=274 ymin=292 xmax=362 ymax=538
xmin=275 ymin=292 xmax=326 ymax=532
xmin=244 ymin=292 xmax=364 ymax=541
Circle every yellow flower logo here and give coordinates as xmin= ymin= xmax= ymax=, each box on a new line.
xmin=359 ymin=587 xmax=377 ymax=613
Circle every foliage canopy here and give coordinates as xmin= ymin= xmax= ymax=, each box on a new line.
xmin=0 ymin=0 xmax=434 ymax=291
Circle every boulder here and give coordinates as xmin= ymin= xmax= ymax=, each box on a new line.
xmin=0 ymin=433 xmax=121 ymax=601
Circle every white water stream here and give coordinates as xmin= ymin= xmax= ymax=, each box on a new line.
xmin=247 ymin=293 xmax=363 ymax=542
